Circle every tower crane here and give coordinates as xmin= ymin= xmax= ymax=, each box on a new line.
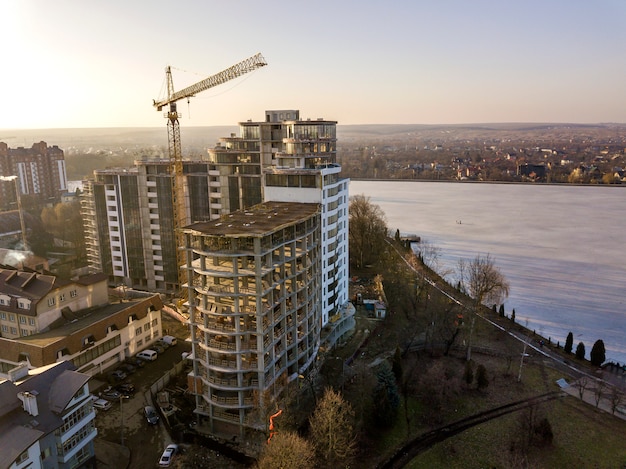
xmin=153 ymin=53 xmax=267 ymax=297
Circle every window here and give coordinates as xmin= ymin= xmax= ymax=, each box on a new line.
xmin=152 ymin=319 xmax=158 ymax=327
xmin=135 ymin=327 xmax=142 ymax=336
xmin=143 ymin=323 xmax=150 ymax=332
xmin=28 ymin=318 xmax=35 ymax=326
xmin=20 ymin=328 xmax=28 ymax=336
xmin=19 ymin=316 xmax=26 ymax=324
xmin=136 ymin=339 xmax=143 ymax=347
xmin=70 ymin=290 xmax=77 ymax=298
xmin=0 ymin=312 xmax=5 ymax=320
xmin=17 ymin=301 xmax=28 ymax=310
xmin=9 ymin=314 xmax=15 ymax=322
xmin=59 ymin=293 xmax=65 ymax=302
xmin=48 ymin=297 xmax=56 ymax=306
xmin=0 ymin=298 xmax=4 ymax=305
xmin=10 ymin=327 xmax=17 ymax=335
xmin=1 ymin=325 xmax=7 ymax=333
xmin=16 ymin=451 xmax=29 ymax=464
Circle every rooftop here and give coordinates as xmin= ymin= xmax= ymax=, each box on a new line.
xmin=13 ymin=295 xmax=161 ymax=348
xmin=185 ymin=201 xmax=320 ymax=237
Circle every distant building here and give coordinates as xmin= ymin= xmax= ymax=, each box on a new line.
xmin=517 ymin=163 xmax=546 ymax=179
xmin=0 ymin=360 xmax=97 ymax=469
xmin=0 ymin=141 xmax=68 ymax=210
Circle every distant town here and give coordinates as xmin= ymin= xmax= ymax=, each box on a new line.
xmin=337 ymin=122 xmax=626 ymax=183
xmin=3 ymin=122 xmax=625 ymax=185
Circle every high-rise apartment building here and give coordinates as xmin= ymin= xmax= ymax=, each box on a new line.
xmin=81 ymin=160 xmax=223 ymax=292
xmin=81 ymin=111 xmax=349 ymax=321
xmin=212 ymin=110 xmax=349 ymax=324
xmin=183 ymin=201 xmax=321 ymax=435
xmin=180 ymin=111 xmax=351 ymax=437
xmin=0 ymin=141 xmax=67 ymax=210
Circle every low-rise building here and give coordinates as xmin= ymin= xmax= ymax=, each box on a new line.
xmin=0 ymin=266 xmax=164 ymax=378
xmin=0 ymin=360 xmax=97 ymax=469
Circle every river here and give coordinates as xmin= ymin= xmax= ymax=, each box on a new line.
xmin=349 ymin=180 xmax=626 ymax=365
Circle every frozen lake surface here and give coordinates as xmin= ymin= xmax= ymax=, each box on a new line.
xmin=350 ymin=180 xmax=626 ymax=364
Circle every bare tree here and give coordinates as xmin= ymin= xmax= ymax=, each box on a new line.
xmin=309 ymin=388 xmax=357 ymax=467
xmin=609 ymin=386 xmax=624 ymax=415
xmin=574 ymin=376 xmax=589 ymax=400
xmin=593 ymin=379 xmax=605 ymax=408
xmin=458 ymin=254 xmax=510 ymax=360
xmin=256 ymin=431 xmax=315 ymax=469
xmin=349 ymin=194 xmax=388 ymax=269
xmin=458 ymin=253 xmax=510 ymax=308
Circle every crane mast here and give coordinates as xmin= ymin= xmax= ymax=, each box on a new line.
xmin=154 ymin=53 xmax=267 ymax=296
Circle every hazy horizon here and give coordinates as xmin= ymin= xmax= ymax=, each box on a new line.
xmin=2 ymin=121 xmax=624 ymax=134
xmin=3 ymin=1 xmax=626 ymax=129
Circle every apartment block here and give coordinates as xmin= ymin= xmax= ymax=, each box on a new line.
xmin=81 ymin=160 xmax=223 ymax=293
xmin=0 ymin=360 xmax=97 ymax=469
xmin=183 ymin=201 xmax=321 ymax=435
xmin=0 ymin=141 xmax=68 ymax=210
xmin=0 ymin=266 xmax=163 ymax=378
xmin=213 ymin=110 xmax=349 ymax=326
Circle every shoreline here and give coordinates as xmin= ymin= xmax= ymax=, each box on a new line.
xmin=349 ymin=178 xmax=626 ymax=188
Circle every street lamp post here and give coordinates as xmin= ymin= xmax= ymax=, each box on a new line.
xmin=517 ymin=342 xmax=528 ymax=383
xmin=120 ymin=395 xmax=129 ymax=446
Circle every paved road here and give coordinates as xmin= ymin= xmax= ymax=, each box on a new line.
xmin=92 ymin=339 xmax=190 ymax=468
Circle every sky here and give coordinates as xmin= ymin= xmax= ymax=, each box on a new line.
xmin=2 ymin=0 xmax=626 ymax=129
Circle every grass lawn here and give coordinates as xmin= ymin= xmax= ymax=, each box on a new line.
xmin=407 ymin=396 xmax=626 ymax=468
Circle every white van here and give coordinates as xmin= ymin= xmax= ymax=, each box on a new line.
xmin=136 ymin=349 xmax=158 ymax=361
xmin=161 ymin=335 xmax=177 ymax=346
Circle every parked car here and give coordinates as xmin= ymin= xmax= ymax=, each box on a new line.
xmin=99 ymin=386 xmax=121 ymax=401
xmin=108 ymin=369 xmax=127 ymax=381
xmin=92 ymin=398 xmax=112 ymax=411
xmin=144 ymin=405 xmax=160 ymax=425
xmin=125 ymin=357 xmax=145 ymax=368
xmin=115 ymin=383 xmax=135 ymax=396
xmin=153 ymin=344 xmax=165 ymax=354
xmin=159 ymin=444 xmax=178 ymax=467
xmin=156 ymin=339 xmax=170 ymax=349
xmin=117 ymin=363 xmax=136 ymax=374
xmin=136 ymin=350 xmax=158 ymax=361
xmin=161 ymin=335 xmax=177 ymax=346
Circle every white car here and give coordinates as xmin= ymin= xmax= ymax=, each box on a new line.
xmin=92 ymin=398 xmax=112 ymax=411
xmin=158 ymin=444 xmax=178 ymax=467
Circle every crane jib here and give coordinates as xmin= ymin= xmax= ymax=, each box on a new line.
xmin=153 ymin=52 xmax=267 ymax=110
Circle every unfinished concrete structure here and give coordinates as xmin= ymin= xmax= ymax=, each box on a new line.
xmin=183 ymin=201 xmax=321 ymax=435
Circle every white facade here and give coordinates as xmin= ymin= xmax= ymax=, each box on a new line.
xmin=264 ymin=165 xmax=349 ymax=325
